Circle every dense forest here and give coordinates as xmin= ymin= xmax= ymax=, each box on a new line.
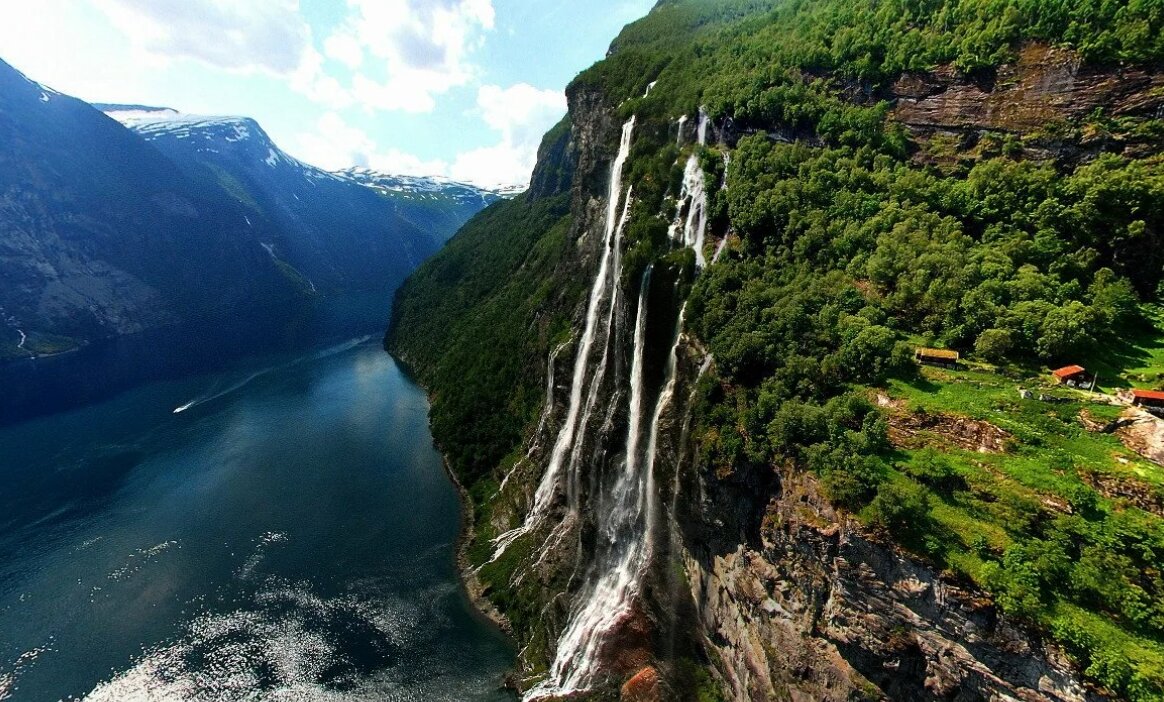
xmin=391 ymin=0 xmax=1164 ymax=698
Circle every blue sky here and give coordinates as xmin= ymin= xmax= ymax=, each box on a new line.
xmin=0 ymin=0 xmax=656 ymax=186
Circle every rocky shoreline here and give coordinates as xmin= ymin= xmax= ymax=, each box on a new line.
xmin=440 ymin=453 xmax=514 ymax=636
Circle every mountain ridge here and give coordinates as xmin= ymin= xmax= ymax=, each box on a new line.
xmin=0 ymin=63 xmax=501 ymax=360
xmin=388 ymin=1 xmax=1164 ymax=699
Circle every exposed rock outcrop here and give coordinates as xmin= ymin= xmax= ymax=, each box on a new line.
xmin=677 ymin=467 xmax=1104 ymax=702
xmin=893 ymin=45 xmax=1164 ymax=132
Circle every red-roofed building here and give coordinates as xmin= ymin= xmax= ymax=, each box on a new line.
xmin=1052 ymin=365 xmax=1089 ymax=387
xmin=1132 ymin=389 xmax=1164 ymax=410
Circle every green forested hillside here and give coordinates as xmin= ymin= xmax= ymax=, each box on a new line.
xmin=391 ymin=0 xmax=1164 ymax=698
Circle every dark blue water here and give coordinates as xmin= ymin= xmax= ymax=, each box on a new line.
xmin=0 ymin=298 xmax=514 ymax=701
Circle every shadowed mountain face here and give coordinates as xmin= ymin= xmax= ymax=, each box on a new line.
xmin=105 ymin=110 xmax=456 ymax=297
xmin=0 ymin=59 xmax=511 ymax=360
xmin=0 ymin=59 xmax=299 ymax=356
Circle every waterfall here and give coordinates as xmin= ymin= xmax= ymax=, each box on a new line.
xmin=498 ymin=339 xmax=572 ymax=497
xmin=669 ymin=155 xmax=709 ymax=268
xmin=528 ymin=266 xmax=656 ymax=700
xmin=564 ymin=190 xmax=631 ymax=510
xmin=668 ymin=108 xmax=713 ymax=268
xmin=491 ymin=118 xmax=636 ymax=559
xmin=507 ymin=109 xmax=723 ymax=697
xmin=675 ymin=115 xmax=688 ymax=147
xmin=527 ymin=339 xmax=571 ymax=458
xmin=642 ymin=303 xmax=685 ymax=547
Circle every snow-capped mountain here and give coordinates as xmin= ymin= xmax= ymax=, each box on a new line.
xmin=0 ymin=66 xmax=499 ymax=360
xmin=0 ymin=61 xmax=303 ymax=358
xmin=99 ymin=105 xmax=497 ymax=303
xmin=337 ymin=168 xmax=525 ymax=203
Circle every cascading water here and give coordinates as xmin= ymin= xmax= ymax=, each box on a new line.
xmin=492 ymin=118 xmax=636 ymax=559
xmin=519 ymin=108 xmax=726 ymax=698
xmin=669 ymin=109 xmax=712 ymax=268
xmin=497 ymin=338 xmax=573 ymax=496
xmin=532 ymin=113 xmax=716 ymax=693
xmin=565 ymin=191 xmax=632 ymax=510
xmin=671 ymin=157 xmax=709 ymax=268
xmin=528 ymin=265 xmax=657 ymax=699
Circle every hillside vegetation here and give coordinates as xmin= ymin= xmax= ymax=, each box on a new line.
xmin=390 ymin=0 xmax=1164 ymax=698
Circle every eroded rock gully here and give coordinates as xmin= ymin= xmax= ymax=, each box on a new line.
xmin=677 ymin=469 xmax=1105 ymax=702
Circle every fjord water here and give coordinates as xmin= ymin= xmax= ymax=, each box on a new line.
xmin=0 ymin=296 xmax=514 ymax=701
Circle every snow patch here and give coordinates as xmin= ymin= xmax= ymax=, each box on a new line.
xmin=337 ymin=168 xmax=525 ymax=201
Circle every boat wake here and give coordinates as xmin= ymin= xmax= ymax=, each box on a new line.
xmin=173 ymin=371 xmax=265 ymax=414
xmin=172 ymin=335 xmax=376 ymax=414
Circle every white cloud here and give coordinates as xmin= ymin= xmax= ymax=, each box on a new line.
xmin=324 ymin=33 xmax=363 ymax=70
xmin=93 ymin=0 xmax=312 ymax=75
xmin=87 ymin=0 xmax=497 ymax=115
xmin=291 ymin=83 xmax=562 ymax=188
xmin=328 ymin=0 xmax=495 ymax=114
xmin=449 ymin=83 xmax=565 ymax=187
xmin=293 ymin=112 xmax=448 ymax=177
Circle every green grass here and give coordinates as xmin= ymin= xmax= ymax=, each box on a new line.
xmin=875 ymin=362 xmax=1164 ymax=700
xmin=1050 ymin=603 xmax=1164 ymax=700
xmin=888 ymin=366 xmax=1162 ymax=488
xmin=1084 ymin=304 xmax=1164 ymax=391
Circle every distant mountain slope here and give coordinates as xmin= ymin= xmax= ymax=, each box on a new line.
xmin=103 ymin=108 xmax=448 ymax=297
xmin=0 ymin=59 xmax=502 ymax=361
xmin=0 ymin=59 xmax=298 ymax=358
xmin=335 ymin=167 xmax=524 ymax=244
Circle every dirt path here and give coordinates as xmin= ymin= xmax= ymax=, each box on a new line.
xmin=1115 ymin=408 xmax=1164 ymax=467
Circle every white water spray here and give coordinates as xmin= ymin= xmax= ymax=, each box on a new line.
xmin=498 ymin=339 xmax=572 ymax=497
xmin=528 ymin=339 xmax=571 ymax=458
xmin=492 ymin=118 xmax=637 ymax=558
xmin=669 ymin=156 xmax=709 ymax=268
xmin=528 ymin=266 xmax=657 ymax=699
xmin=564 ymin=190 xmax=632 ymax=510
xmin=668 ymin=109 xmax=713 ymax=268
xmin=16 ymin=329 xmax=27 ymax=351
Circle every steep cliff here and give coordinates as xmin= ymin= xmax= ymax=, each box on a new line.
xmin=0 ymin=60 xmax=298 ymax=355
xmin=389 ymin=1 xmax=1164 ymax=700
xmin=0 ymin=61 xmax=501 ymax=360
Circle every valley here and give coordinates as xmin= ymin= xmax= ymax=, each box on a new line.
xmin=4 ymin=0 xmax=1164 ymax=700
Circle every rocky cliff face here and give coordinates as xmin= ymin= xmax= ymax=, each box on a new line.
xmin=442 ymin=46 xmax=1128 ymax=702
xmin=892 ymin=45 xmax=1164 ymax=133
xmin=674 ymin=435 xmax=1103 ymax=702
xmin=890 ymin=44 xmax=1164 ymax=163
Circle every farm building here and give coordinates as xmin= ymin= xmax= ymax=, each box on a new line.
xmin=1052 ymin=365 xmax=1089 ymax=387
xmin=915 ymin=348 xmax=959 ymax=368
xmin=1132 ymin=389 xmax=1164 ymax=412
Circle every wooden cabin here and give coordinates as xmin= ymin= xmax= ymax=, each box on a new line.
xmin=1052 ymin=365 xmax=1089 ymax=387
xmin=1132 ymin=389 xmax=1164 ymax=411
xmin=915 ymin=347 xmax=960 ymax=368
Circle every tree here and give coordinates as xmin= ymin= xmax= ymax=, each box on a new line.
xmin=975 ymin=328 xmax=1014 ymax=363
xmin=1037 ymin=301 xmax=1096 ymax=361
